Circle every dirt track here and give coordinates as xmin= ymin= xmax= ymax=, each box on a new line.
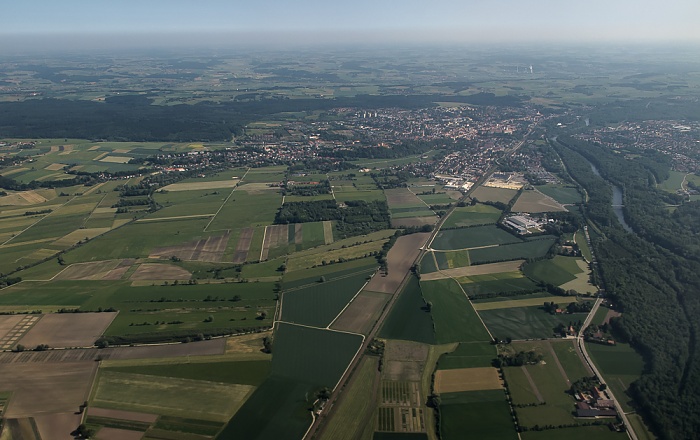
xmin=364 ymin=233 xmax=430 ymax=294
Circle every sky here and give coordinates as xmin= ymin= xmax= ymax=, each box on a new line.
xmin=2 ymin=0 xmax=699 ymax=49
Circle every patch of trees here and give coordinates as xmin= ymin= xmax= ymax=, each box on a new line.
xmin=284 ymin=181 xmax=331 ymax=196
xmin=24 ymin=209 xmax=52 ymax=216
xmin=96 ymin=326 xmax=271 ymax=346
xmin=495 ymin=350 xmax=543 ymax=367
xmin=275 ymin=199 xmax=390 ymax=238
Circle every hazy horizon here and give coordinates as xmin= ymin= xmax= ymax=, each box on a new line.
xmin=2 ymin=0 xmax=699 ymax=53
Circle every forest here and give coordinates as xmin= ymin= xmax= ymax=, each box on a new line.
xmin=552 ymin=135 xmax=700 ymax=440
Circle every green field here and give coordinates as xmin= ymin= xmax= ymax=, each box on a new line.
xmin=419 ymin=252 xmax=439 ymax=274
xmin=379 ymin=276 xmax=435 ymax=344
xmin=104 ymin=359 xmax=271 ymax=386
xmin=468 ymin=238 xmax=555 ymax=264
xmin=431 ymin=225 xmax=521 ymax=250
xmin=442 ymin=204 xmax=502 ymax=228
xmin=417 ymin=192 xmax=455 ymax=205
xmin=319 ymin=356 xmax=379 ymax=440
xmin=272 ymin=322 xmax=363 ymax=388
xmin=575 ymin=230 xmax=593 ymax=262
xmin=657 ymin=170 xmax=686 ymax=193
xmin=216 ymin=376 xmax=314 ymax=440
xmin=434 ymin=250 xmax=470 ymax=270
xmin=206 ymin=190 xmax=282 ymax=231
xmin=438 ymin=343 xmax=496 ymax=369
xmin=281 ymin=271 xmax=369 ymax=327
xmin=92 ymin=370 xmax=253 ymax=422
xmin=520 ymin=426 xmax=627 ymax=440
xmin=421 ymin=279 xmax=491 ymax=344
xmin=523 ymin=256 xmax=584 ymax=286
xmin=535 ymin=185 xmax=583 ymax=205
xmin=440 ymin=390 xmax=517 ymax=440
xmin=460 ymin=272 xmax=539 ymax=297
xmin=282 ymin=258 xmax=377 ymax=289
xmin=587 ymin=341 xmax=645 ymax=412
xmin=479 ymin=306 xmax=587 ymax=340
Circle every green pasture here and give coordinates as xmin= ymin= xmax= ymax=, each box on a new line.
xmin=207 ymin=190 xmax=282 ymax=231
xmin=103 ymin=359 xmax=271 ymax=386
xmin=523 ymin=256 xmax=584 ymax=286
xmin=479 ymin=306 xmax=586 ymax=340
xmin=460 ymin=274 xmax=539 ymax=297
xmin=468 ymin=238 xmax=555 ymax=264
xmin=657 ymin=170 xmax=686 ymax=193
xmin=379 ymin=276 xmax=435 ymax=344
xmin=417 ymin=192 xmax=454 ymax=205
xmin=92 ymin=370 xmax=254 ymax=422
xmin=442 ymin=204 xmax=502 ymax=228
xmin=535 ymin=184 xmax=583 ymax=204
xmin=421 ymin=278 xmax=491 ymax=343
xmin=151 ymin=189 xmax=225 ymax=218
xmin=272 ymin=323 xmax=363 ymax=387
xmin=575 ymin=230 xmax=592 ymax=261
xmin=434 ymin=250 xmax=471 ymax=270
xmin=471 ymin=186 xmax=518 ymax=205
xmin=440 ymin=395 xmax=517 ymax=440
xmin=282 ymin=257 xmax=377 ymax=288
xmin=438 ymin=342 xmax=496 ymax=369
xmin=431 ymin=225 xmax=521 ymax=250
xmin=419 ymin=252 xmax=439 ymax=274
xmin=319 ymin=357 xmax=379 ymax=440
xmin=281 ymin=271 xmax=369 ymax=327
xmin=587 ymin=341 xmax=645 ymax=412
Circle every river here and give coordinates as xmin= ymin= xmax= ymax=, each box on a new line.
xmin=588 ymin=162 xmax=634 ymax=233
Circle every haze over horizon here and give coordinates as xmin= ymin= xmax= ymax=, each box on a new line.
xmin=2 ymin=0 xmax=699 ymax=52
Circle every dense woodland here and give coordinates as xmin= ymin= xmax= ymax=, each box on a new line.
xmin=552 ymin=135 xmax=700 ymax=440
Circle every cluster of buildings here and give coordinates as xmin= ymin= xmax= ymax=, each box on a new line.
xmin=502 ymin=214 xmax=544 ymax=235
xmin=575 ymin=387 xmax=617 ymax=418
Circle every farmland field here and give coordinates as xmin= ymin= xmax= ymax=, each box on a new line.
xmin=439 ymin=391 xmax=516 ymax=440
xmin=331 ymin=290 xmax=391 ymax=335
xmin=365 ymin=233 xmax=429 ymax=294
xmin=520 ymin=426 xmax=626 ymax=440
xmin=523 ymin=256 xmax=584 ymax=286
xmin=535 ymin=184 xmax=583 ymax=205
xmin=442 ymin=204 xmax=502 ymax=228
xmin=281 ymin=271 xmax=369 ymax=327
xmin=587 ymin=341 xmax=645 ymax=412
xmin=379 ymin=276 xmax=435 ymax=344
xmin=272 ymin=323 xmax=363 ymax=388
xmin=471 ymin=186 xmax=518 ymax=205
xmin=473 ymin=295 xmax=580 ymax=311
xmin=575 ymin=230 xmax=593 ymax=262
xmin=430 ymin=225 xmax=521 ymax=250
xmin=434 ymin=367 xmax=502 ymax=393
xmin=421 ymin=259 xmax=523 ymax=281
xmin=512 ymin=189 xmax=567 ymax=213
xmin=460 ymin=272 xmax=540 ymax=297
xmin=421 ymin=279 xmax=491 ymax=343
xmin=479 ymin=306 xmax=587 ymax=340
xmin=438 ymin=343 xmax=496 ymax=369
xmin=468 ymin=238 xmax=555 ymax=264
xmin=433 ymin=250 xmax=470 ymax=271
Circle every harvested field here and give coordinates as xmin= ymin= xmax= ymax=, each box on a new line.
xmin=53 ymin=228 xmax=111 ymax=247
xmin=34 ymin=412 xmax=82 ymax=440
xmin=149 ymin=231 xmax=230 ymax=262
xmin=0 ymin=361 xmax=96 ymax=417
xmin=385 ymin=188 xmax=426 ymax=208
xmin=391 ymin=216 xmax=437 ymax=228
xmin=0 ymin=315 xmax=26 ymax=340
xmin=365 ymin=233 xmax=429 ymax=294
xmin=232 ymin=227 xmax=254 ymax=263
xmin=383 ymin=360 xmax=423 ymax=382
xmin=88 ymin=407 xmax=158 ymax=423
xmin=107 ymin=339 xmax=225 ymax=361
xmin=225 ymin=330 xmax=273 ymax=355
xmin=95 ymin=427 xmax=144 ymax=440
xmin=161 ymin=179 xmax=240 ymax=192
xmin=129 ymin=263 xmax=191 ymax=281
xmin=19 ymin=191 xmax=48 ymax=204
xmin=512 ymin=189 xmax=567 ymax=213
xmin=44 ymin=163 xmax=67 ymax=171
xmin=2 ymin=417 xmax=41 ymax=440
xmin=385 ymin=340 xmax=429 ymax=362
xmin=434 ymin=367 xmax=502 ymax=393
xmin=331 ymin=290 xmax=391 ymax=335
xmin=54 ymin=260 xmax=121 ymax=280
xmin=473 ymin=295 xmax=578 ymax=311
xmin=237 ymin=183 xmax=280 ymax=193
xmin=99 ymin=156 xmax=133 ymax=163
xmin=420 ymin=260 xmax=524 ymax=281
xmin=1 ymin=167 xmax=29 ymax=176
xmin=18 ymin=312 xmax=117 ymax=348
xmin=294 ymin=223 xmax=303 ymax=244
xmin=0 ymin=315 xmax=40 ymax=350
xmin=322 ymin=220 xmax=333 ymax=244
xmin=260 ymin=225 xmax=287 ymax=260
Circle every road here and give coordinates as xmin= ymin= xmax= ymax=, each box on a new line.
xmin=308 ymin=126 xmax=537 ymax=440
xmin=577 ymin=299 xmax=638 ymax=440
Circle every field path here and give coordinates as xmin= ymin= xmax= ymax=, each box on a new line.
xmin=546 ymin=341 xmax=570 ymax=386
xmin=521 ymin=366 xmax=544 ymax=403
xmin=137 ymin=214 xmax=213 ymax=222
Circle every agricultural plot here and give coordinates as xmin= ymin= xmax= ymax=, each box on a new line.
xmin=512 ymin=189 xmax=567 ymax=213
xmin=0 ymin=361 xmax=97 ymax=418
xmin=438 ymin=343 xmax=497 ymax=369
xmin=433 ymin=250 xmax=471 ymax=271
xmin=379 ymin=276 xmax=435 ymax=344
xmin=419 ymin=252 xmax=439 ymax=274
xmin=282 ymin=257 xmax=377 ymax=289
xmin=421 ymin=259 xmax=523 ymax=281
xmin=442 ymin=204 xmax=502 ymax=228
xmin=18 ymin=312 xmax=116 ymax=348
xmin=391 ymin=216 xmax=437 ymax=228
xmin=439 ymin=390 xmax=517 ymax=440
xmin=523 ymin=256 xmax=584 ymax=286
xmin=149 ymin=231 xmax=231 ymax=262
xmin=421 ymin=279 xmax=492 ymax=343
xmin=434 ymin=367 xmax=502 ymax=393
xmin=478 ymin=306 xmax=587 ymax=340
xmin=281 ymin=271 xmax=369 ymax=328
xmin=365 ymin=232 xmax=430 ymax=294
xmin=232 ymin=227 xmax=254 ymax=263
xmin=520 ymin=426 xmax=626 ymax=440
xmin=468 ymin=238 xmax=555 ymax=265
xmin=385 ymin=188 xmax=437 ymax=225
xmin=575 ymin=230 xmax=593 ymax=262
xmin=161 ymin=179 xmax=241 ymax=192
xmin=473 ymin=295 xmax=580 ymax=311
xmin=457 ymin=270 xmax=539 ymax=298
xmin=92 ymin=371 xmax=253 ymax=422
xmin=271 ymin=323 xmax=363 ymax=388
xmin=206 ymin=190 xmax=282 ymax=231
xmin=587 ymin=342 xmax=645 ymax=412
xmin=430 ymin=225 xmax=521 ymax=251
xmin=471 ymin=186 xmax=518 ymax=205
xmin=129 ymin=263 xmax=192 ymax=280
xmin=535 ymin=184 xmax=583 ymax=205
xmin=330 ymin=290 xmax=391 ymax=335
xmin=416 ymin=192 xmax=454 ymax=205
xmin=320 ymin=357 xmax=380 ymax=440
xmin=150 ymin=188 xmax=225 ymax=219
xmin=383 ymin=340 xmax=429 ymax=382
